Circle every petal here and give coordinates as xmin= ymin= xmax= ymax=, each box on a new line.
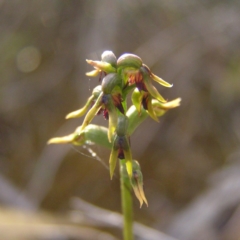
xmin=144 ymin=79 xmax=166 ymax=103
xmin=108 ymin=109 xmax=118 ymax=142
xmin=86 ymin=69 xmax=100 ymax=77
xmin=151 ymin=73 xmax=173 ymax=88
xmin=131 ymin=161 xmax=148 ymax=207
xmin=152 ymin=98 xmax=181 ymax=116
xmin=47 ymin=134 xmax=74 ymax=144
xmin=122 ymin=137 xmax=132 ymax=178
xmin=155 ymin=97 xmax=181 ymax=110
xmin=142 ymin=64 xmax=172 ymax=88
xmin=86 ymin=59 xmax=116 ymax=73
xmin=103 ymin=94 xmax=119 ymax=142
xmin=132 ymin=171 xmax=148 ymax=207
xmin=131 ymin=88 xmax=144 ymax=113
xmin=140 ymin=66 xmax=166 ymax=102
xmin=109 ymin=135 xmax=119 ymax=179
xmin=47 ymin=126 xmax=85 ymax=146
xmin=66 ymin=95 xmax=94 ymax=119
xmin=125 ymin=156 xmax=133 ymax=178
xmin=144 ymin=79 xmax=166 ymax=102
xmin=146 ymin=96 xmax=159 ymax=122
xmin=80 ymin=92 xmax=103 ymax=131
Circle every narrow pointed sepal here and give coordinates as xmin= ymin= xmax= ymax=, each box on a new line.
xmin=152 ymin=98 xmax=181 ymax=116
xmin=47 ymin=134 xmax=74 ymax=144
xmin=142 ymin=64 xmax=173 ymax=88
xmin=144 ymin=79 xmax=166 ymax=103
xmin=66 ymin=108 xmax=87 ymax=119
xmin=47 ymin=126 xmax=86 ymax=146
xmin=66 ymin=95 xmax=94 ymax=119
xmin=108 ymin=108 xmax=118 ymax=142
xmin=86 ymin=69 xmax=100 ymax=77
xmin=109 ymin=136 xmax=119 ymax=179
xmin=131 ymin=88 xmax=143 ymax=113
xmin=125 ymin=157 xmax=133 ymax=178
xmin=140 ymin=65 xmax=166 ymax=103
xmin=146 ymin=96 xmax=159 ymax=122
xmin=151 ymin=73 xmax=173 ymax=88
xmin=102 ymin=94 xmax=118 ymax=142
xmin=122 ymin=138 xmax=133 ymax=178
xmin=80 ymin=92 xmax=103 ymax=131
xmin=156 ymin=97 xmax=181 ymax=110
xmin=131 ymin=160 xmax=148 ymax=207
xmin=86 ymin=59 xmax=116 ymax=73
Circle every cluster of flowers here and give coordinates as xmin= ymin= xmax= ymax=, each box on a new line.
xmin=48 ymin=51 xmax=180 ymax=207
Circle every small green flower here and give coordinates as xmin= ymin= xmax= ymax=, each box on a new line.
xmin=109 ymin=115 xmax=132 ymax=179
xmin=131 ymin=160 xmax=148 ymax=208
xmin=48 ymin=124 xmax=110 ymax=148
xmin=117 ymin=55 xmax=172 ymax=103
xmin=78 ymin=89 xmax=124 ymax=143
xmin=117 ymin=53 xmax=143 ymax=87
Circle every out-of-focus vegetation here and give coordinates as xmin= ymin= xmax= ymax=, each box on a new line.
xmin=0 ymin=1 xmax=240 ymax=239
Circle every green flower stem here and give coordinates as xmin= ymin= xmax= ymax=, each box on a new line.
xmin=120 ymin=160 xmax=133 ymax=240
xmin=127 ymin=105 xmax=149 ymax=136
xmin=84 ymin=126 xmax=134 ymax=239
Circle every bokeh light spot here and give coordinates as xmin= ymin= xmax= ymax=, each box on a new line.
xmin=16 ymin=46 xmax=41 ymax=73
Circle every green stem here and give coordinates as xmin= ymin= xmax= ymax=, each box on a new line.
xmin=120 ymin=160 xmax=133 ymax=240
xmin=126 ymin=105 xmax=149 ymax=135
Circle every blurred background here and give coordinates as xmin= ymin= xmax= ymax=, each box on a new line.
xmin=1 ymin=0 xmax=240 ymax=239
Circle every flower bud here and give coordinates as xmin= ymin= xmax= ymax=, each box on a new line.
xmin=101 ymin=51 xmax=117 ymax=67
xmin=117 ymin=53 xmax=142 ymax=70
xmin=131 ymin=160 xmax=148 ymax=207
xmin=116 ymin=115 xmax=128 ymax=136
xmin=101 ymin=73 xmax=122 ymax=94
